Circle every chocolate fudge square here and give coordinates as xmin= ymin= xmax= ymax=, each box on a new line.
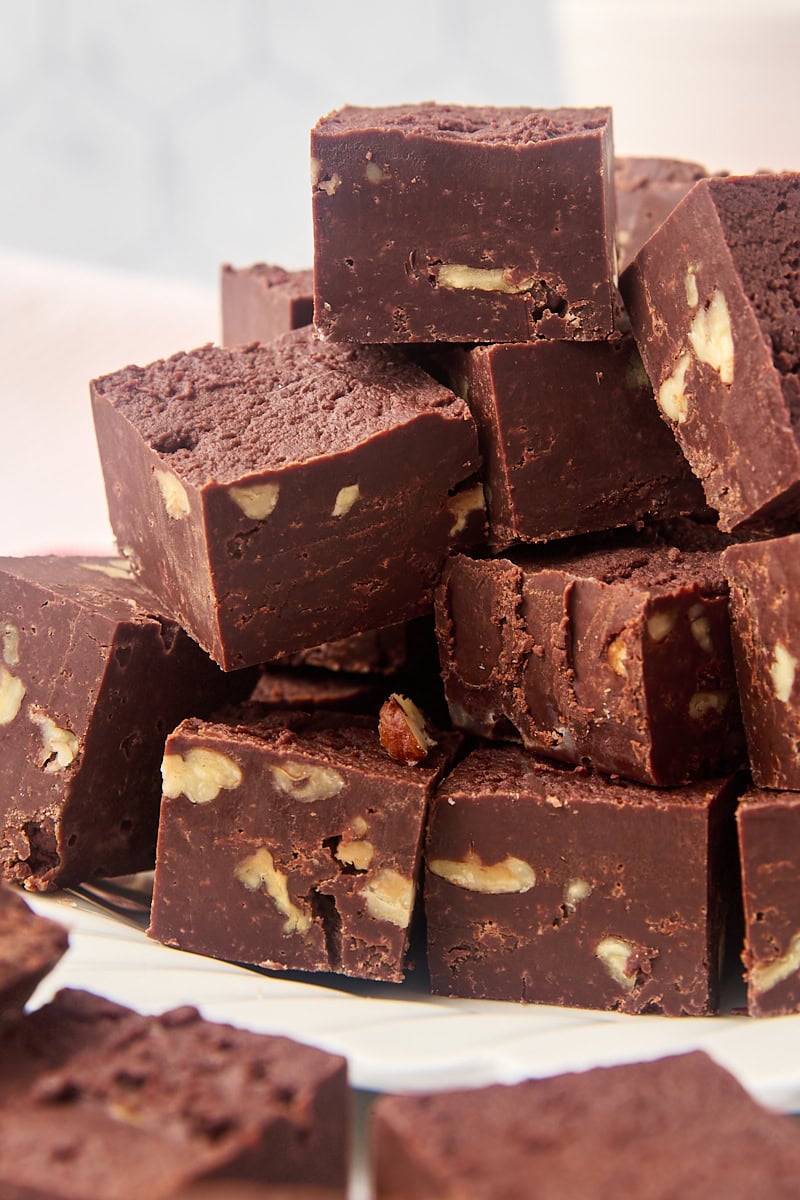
xmin=221 ymin=264 xmax=313 ymax=346
xmin=722 ymin=532 xmax=800 ymax=789
xmin=450 ymin=334 xmax=704 ymax=549
xmin=424 ymin=744 xmax=738 ymax=1013
xmin=615 ymin=155 xmax=707 ymax=273
xmin=91 ymin=330 xmax=479 ymax=670
xmin=738 ymin=789 xmax=800 ymax=1017
xmin=621 ymin=173 xmax=800 ymax=531
xmin=371 ymin=1051 xmax=800 ymax=1199
xmin=149 ymin=710 xmax=457 ymax=981
xmin=312 ymin=104 xmax=616 ymax=344
xmin=435 ymin=540 xmax=744 ymax=786
xmin=0 ymin=989 xmax=348 ymax=1198
xmin=0 ymin=884 xmax=68 ymax=1020
xmin=0 ymin=556 xmax=238 ymax=891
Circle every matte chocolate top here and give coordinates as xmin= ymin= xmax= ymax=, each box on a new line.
xmin=316 ymin=103 xmax=610 ymax=146
xmin=92 ymin=328 xmax=467 ymax=486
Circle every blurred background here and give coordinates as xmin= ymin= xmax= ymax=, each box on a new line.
xmin=3 ymin=0 xmax=800 ymax=283
xmin=2 ymin=0 xmax=800 ymax=554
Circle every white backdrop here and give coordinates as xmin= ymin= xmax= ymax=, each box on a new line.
xmin=2 ymin=0 xmax=799 ymax=284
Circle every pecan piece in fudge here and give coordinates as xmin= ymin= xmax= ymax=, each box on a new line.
xmin=424 ymin=744 xmax=739 ymax=1014
xmin=621 ymin=173 xmax=800 ymax=531
xmin=149 ymin=710 xmax=457 ymax=982
xmin=221 ymin=264 xmax=313 ymax=346
xmin=312 ymin=103 xmax=616 ymax=344
xmin=435 ymin=539 xmax=744 ymax=786
xmin=0 ymin=557 xmax=239 ymax=891
xmin=91 ymin=330 xmax=479 ymax=669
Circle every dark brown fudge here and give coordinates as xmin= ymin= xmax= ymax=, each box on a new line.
xmin=149 ymin=710 xmax=458 ymax=982
xmin=221 ymin=264 xmax=314 ymax=346
xmin=312 ymin=104 xmax=616 ymax=344
xmin=0 ymin=884 xmax=68 ymax=1020
xmin=449 ymin=334 xmax=704 ymax=549
xmin=0 ymin=989 xmax=348 ymax=1198
xmin=91 ymin=330 xmax=479 ymax=670
xmin=276 ymin=616 xmax=432 ymax=676
xmin=0 ymin=556 xmax=239 ymax=891
xmin=621 ymin=172 xmax=800 ymax=531
xmin=722 ymin=533 xmax=800 ymax=788
xmin=371 ymin=1052 xmax=800 ymax=1199
xmin=424 ymin=744 xmax=738 ymax=1013
xmin=435 ymin=540 xmax=744 ymax=786
xmin=738 ymin=788 xmax=800 ymax=1016
xmin=248 ymin=666 xmax=383 ymax=714
xmin=615 ymin=156 xmax=707 ymax=273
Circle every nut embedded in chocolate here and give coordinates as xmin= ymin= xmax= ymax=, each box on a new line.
xmin=378 ymin=693 xmax=436 ymax=765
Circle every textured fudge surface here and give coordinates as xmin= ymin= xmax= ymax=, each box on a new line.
xmin=424 ymin=744 xmax=736 ymax=1013
xmin=150 ymin=710 xmax=457 ymax=981
xmin=614 ymin=155 xmax=706 ymax=272
xmin=312 ymin=103 xmax=615 ymax=344
xmin=621 ymin=172 xmax=800 ymax=530
xmin=0 ymin=556 xmax=235 ymax=891
xmin=435 ymin=539 xmax=744 ymax=786
xmin=92 ymin=328 xmax=479 ymax=669
xmin=0 ymin=989 xmax=348 ymax=1199
xmin=459 ymin=334 xmax=704 ymax=547
xmin=738 ymin=789 xmax=800 ymax=1017
xmin=92 ymin=331 xmax=467 ymax=484
xmin=221 ymin=264 xmax=314 ymax=346
xmin=722 ymin=532 xmax=800 ymax=787
xmin=0 ymin=884 xmax=68 ymax=1020
xmin=372 ymin=1052 xmax=800 ymax=1199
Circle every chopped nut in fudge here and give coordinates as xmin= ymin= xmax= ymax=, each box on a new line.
xmin=91 ymin=330 xmax=479 ymax=669
xmin=424 ymin=744 xmax=739 ymax=1013
xmin=312 ymin=103 xmax=616 ymax=343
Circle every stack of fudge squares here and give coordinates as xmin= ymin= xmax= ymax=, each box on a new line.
xmin=2 ymin=103 xmax=800 ymax=1022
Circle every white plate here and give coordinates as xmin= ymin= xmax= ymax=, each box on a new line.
xmin=25 ymin=888 xmax=800 ymax=1113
